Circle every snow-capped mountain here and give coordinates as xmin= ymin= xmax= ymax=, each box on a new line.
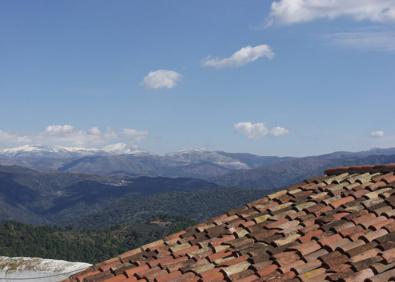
xmin=3 ymin=145 xmax=395 ymax=180
xmin=0 ymin=145 xmax=95 ymax=157
xmin=0 ymin=144 xmax=145 ymax=157
xmin=165 ymin=149 xmax=250 ymax=169
xmin=1 ymin=144 xmax=395 ymax=185
xmin=0 ymin=146 xmax=278 ymax=178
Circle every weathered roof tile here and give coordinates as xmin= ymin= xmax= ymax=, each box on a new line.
xmin=66 ymin=164 xmax=395 ymax=282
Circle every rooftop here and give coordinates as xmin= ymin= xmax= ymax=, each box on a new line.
xmin=66 ymin=164 xmax=395 ymax=282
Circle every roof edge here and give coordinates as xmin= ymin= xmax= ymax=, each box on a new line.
xmin=325 ymin=163 xmax=395 ymax=176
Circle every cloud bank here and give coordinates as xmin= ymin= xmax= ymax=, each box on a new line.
xmin=234 ymin=122 xmax=289 ymax=139
xmin=370 ymin=130 xmax=385 ymax=138
xmin=143 ymin=69 xmax=182 ymax=89
xmin=268 ymin=0 xmax=395 ymax=25
xmin=0 ymin=125 xmax=148 ymax=150
xmin=203 ymin=45 xmax=274 ymax=69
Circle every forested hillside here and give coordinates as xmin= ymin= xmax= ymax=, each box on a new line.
xmin=0 ymin=218 xmax=193 ymax=263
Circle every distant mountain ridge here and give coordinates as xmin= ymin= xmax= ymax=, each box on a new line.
xmin=216 ymin=151 xmax=395 ymax=188
xmin=1 ymin=146 xmax=395 ymax=182
xmin=0 ymin=146 xmax=288 ymax=178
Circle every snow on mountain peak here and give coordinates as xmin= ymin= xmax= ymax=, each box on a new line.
xmin=0 ymin=145 xmax=53 ymax=155
xmin=0 ymin=144 xmax=145 ymax=156
xmin=166 ymin=149 xmax=250 ymax=169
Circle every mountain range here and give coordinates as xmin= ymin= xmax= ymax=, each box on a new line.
xmin=216 ymin=149 xmax=395 ymax=188
xmin=0 ymin=145 xmax=289 ymax=179
xmin=1 ymin=145 xmax=395 ymax=185
xmin=2 ymin=146 xmax=395 ymax=228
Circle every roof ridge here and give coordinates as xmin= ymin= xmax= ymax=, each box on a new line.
xmin=325 ymin=163 xmax=395 ymax=176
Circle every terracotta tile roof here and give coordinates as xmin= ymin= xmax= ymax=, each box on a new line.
xmin=66 ymin=164 xmax=395 ymax=282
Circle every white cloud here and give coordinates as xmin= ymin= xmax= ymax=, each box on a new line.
xmin=0 ymin=125 xmax=148 ymax=150
xmin=122 ymin=128 xmax=148 ymax=141
xmin=102 ymin=143 xmax=139 ymax=154
xmin=234 ymin=122 xmax=269 ymax=139
xmin=88 ymin=127 xmax=101 ymax=136
xmin=45 ymin=124 xmax=76 ymax=136
xmin=324 ymin=30 xmax=395 ymax=52
xmin=234 ymin=122 xmax=289 ymax=139
xmin=0 ymin=130 xmax=31 ymax=147
xmin=271 ymin=126 xmax=289 ymax=137
xmin=370 ymin=130 xmax=385 ymax=138
xmin=268 ymin=0 xmax=395 ymax=25
xmin=143 ymin=69 xmax=182 ymax=89
xmin=203 ymin=44 xmax=274 ymax=69
xmin=0 ymin=130 xmax=15 ymax=141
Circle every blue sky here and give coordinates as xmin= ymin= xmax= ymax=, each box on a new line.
xmin=0 ymin=0 xmax=394 ymax=156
